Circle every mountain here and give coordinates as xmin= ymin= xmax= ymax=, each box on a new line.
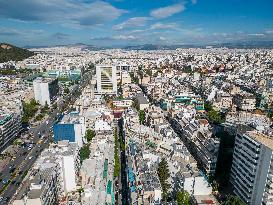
xmin=23 ymin=40 xmax=273 ymax=51
xmin=124 ymin=44 xmax=180 ymax=50
xmin=214 ymin=41 xmax=273 ymax=49
xmin=0 ymin=43 xmax=35 ymax=63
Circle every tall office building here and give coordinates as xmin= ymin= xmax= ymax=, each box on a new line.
xmin=33 ymin=77 xmax=59 ymax=106
xmin=230 ymin=126 xmax=273 ymax=205
xmin=96 ymin=65 xmax=117 ymax=95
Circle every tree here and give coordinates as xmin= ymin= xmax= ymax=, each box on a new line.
xmin=64 ymin=87 xmax=70 ymax=95
xmin=44 ymin=101 xmax=49 ymax=110
xmin=114 ymin=128 xmax=120 ymax=178
xmin=207 ymin=110 xmax=224 ymax=124
xmin=52 ymin=103 xmax=57 ymax=110
xmin=139 ymin=110 xmax=145 ymax=124
xmin=30 ymin=98 xmax=39 ymax=106
xmin=85 ymin=129 xmax=95 ymax=142
xmin=176 ymin=191 xmax=190 ymax=205
xmin=22 ymin=99 xmax=39 ymax=124
xmin=223 ymin=195 xmax=245 ymax=205
xmin=146 ymin=69 xmax=153 ymax=76
xmin=80 ymin=144 xmax=90 ymax=162
xmin=204 ymin=102 xmax=213 ymax=112
xmin=77 ymin=187 xmax=84 ymax=194
xmin=138 ymin=70 xmax=144 ymax=84
xmin=157 ymin=158 xmax=170 ymax=203
xmin=268 ymin=111 xmax=273 ymax=121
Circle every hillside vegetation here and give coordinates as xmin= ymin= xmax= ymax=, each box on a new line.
xmin=0 ymin=43 xmax=35 ymax=63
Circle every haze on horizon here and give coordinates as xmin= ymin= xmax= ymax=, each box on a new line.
xmin=0 ymin=0 xmax=273 ymax=47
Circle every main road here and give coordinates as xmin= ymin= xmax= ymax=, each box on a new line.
xmin=0 ymin=70 xmax=93 ymax=204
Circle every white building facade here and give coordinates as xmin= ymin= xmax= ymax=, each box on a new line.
xmin=33 ymin=77 xmax=59 ymax=106
xmin=230 ymin=129 xmax=273 ymax=205
xmin=96 ymin=65 xmax=117 ymax=95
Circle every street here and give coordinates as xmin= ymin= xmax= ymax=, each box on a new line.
xmin=0 ymin=70 xmax=92 ymax=204
xmin=118 ymin=119 xmax=130 ymax=205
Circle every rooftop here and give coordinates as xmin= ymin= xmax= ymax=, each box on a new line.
xmin=247 ymin=130 xmax=273 ymax=150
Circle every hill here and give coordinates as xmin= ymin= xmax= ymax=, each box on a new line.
xmin=0 ymin=43 xmax=35 ymax=63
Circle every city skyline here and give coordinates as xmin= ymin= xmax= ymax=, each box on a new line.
xmin=1 ymin=0 xmax=273 ymax=47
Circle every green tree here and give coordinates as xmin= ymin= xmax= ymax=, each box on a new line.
xmin=85 ymin=129 xmax=95 ymax=142
xmin=177 ymin=191 xmax=190 ymax=205
xmin=44 ymin=101 xmax=49 ymax=110
xmin=204 ymin=102 xmax=213 ymax=112
xmin=139 ymin=110 xmax=145 ymax=124
xmin=80 ymin=144 xmax=91 ymax=162
xmin=64 ymin=87 xmax=70 ymax=95
xmin=22 ymin=98 xmax=39 ymax=124
xmin=146 ymin=69 xmax=153 ymax=76
xmin=223 ymin=196 xmax=245 ymax=205
xmin=30 ymin=98 xmax=39 ymax=106
xmin=157 ymin=158 xmax=170 ymax=203
xmin=268 ymin=111 xmax=273 ymax=121
xmin=114 ymin=128 xmax=120 ymax=178
xmin=207 ymin=109 xmax=224 ymax=124
xmin=129 ymin=72 xmax=139 ymax=84
xmin=138 ymin=70 xmax=144 ymax=84
xmin=52 ymin=103 xmax=57 ymax=110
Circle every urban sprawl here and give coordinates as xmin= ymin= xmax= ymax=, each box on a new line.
xmin=0 ymin=45 xmax=273 ymax=205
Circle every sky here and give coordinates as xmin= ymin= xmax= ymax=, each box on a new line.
xmin=0 ymin=0 xmax=273 ymax=47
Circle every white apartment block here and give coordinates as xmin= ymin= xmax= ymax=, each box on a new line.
xmin=33 ymin=77 xmax=59 ymax=106
xmin=234 ymin=93 xmax=256 ymax=111
xmin=96 ymin=65 xmax=117 ymax=95
xmin=230 ymin=127 xmax=273 ymax=205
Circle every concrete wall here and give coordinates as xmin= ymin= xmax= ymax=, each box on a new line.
xmin=62 ymin=156 xmax=77 ymax=193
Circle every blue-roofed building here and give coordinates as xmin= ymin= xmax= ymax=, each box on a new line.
xmin=53 ymin=111 xmax=85 ymax=147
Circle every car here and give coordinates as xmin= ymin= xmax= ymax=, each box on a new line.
xmin=2 ymin=179 xmax=9 ymax=184
xmin=29 ymin=156 xmax=33 ymax=160
xmin=10 ymin=168 xmax=16 ymax=173
xmin=4 ymin=197 xmax=10 ymax=202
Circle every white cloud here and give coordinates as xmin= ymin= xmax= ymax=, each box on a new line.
xmin=265 ymin=30 xmax=273 ymax=34
xmin=191 ymin=0 xmax=197 ymax=4
xmin=159 ymin=36 xmax=167 ymax=41
xmin=113 ymin=35 xmax=137 ymax=40
xmin=0 ymin=27 xmax=44 ymax=36
xmin=150 ymin=4 xmax=185 ymax=19
xmin=0 ymin=0 xmax=125 ymax=27
xmin=113 ymin=17 xmax=150 ymax=30
xmin=247 ymin=33 xmax=265 ymax=37
xmin=150 ymin=22 xmax=178 ymax=30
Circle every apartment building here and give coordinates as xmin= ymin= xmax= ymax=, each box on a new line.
xmin=172 ymin=116 xmax=219 ymax=176
xmin=233 ymin=93 xmax=256 ymax=111
xmin=13 ymin=162 xmax=59 ymax=205
xmin=53 ymin=111 xmax=86 ymax=147
xmin=96 ymin=65 xmax=117 ymax=95
xmin=213 ymin=91 xmax=233 ymax=111
xmin=33 ymin=77 xmax=59 ymax=106
xmin=0 ymin=113 xmax=21 ymax=152
xmin=230 ymin=126 xmax=273 ymax=205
